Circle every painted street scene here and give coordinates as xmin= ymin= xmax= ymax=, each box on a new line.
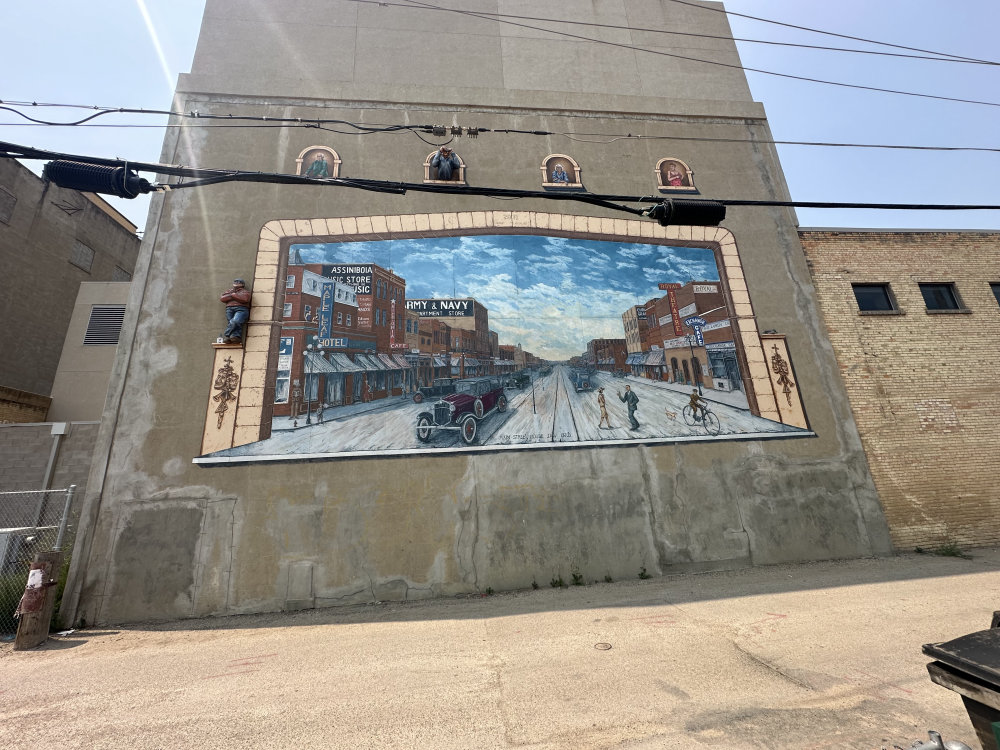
xmin=202 ymin=233 xmax=809 ymax=461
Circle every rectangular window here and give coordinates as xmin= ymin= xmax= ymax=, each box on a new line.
xmin=919 ymin=283 xmax=962 ymax=311
xmin=69 ymin=240 xmax=95 ymax=273
xmin=990 ymin=283 xmax=1000 ymax=307
xmin=286 ymin=275 xmax=295 ymax=289
xmin=283 ymin=302 xmax=293 ymax=318
xmin=83 ymin=305 xmax=126 ymax=345
xmin=852 ymin=283 xmax=897 ymax=312
xmin=337 ymin=311 xmax=343 ymax=325
xmin=346 ymin=314 xmax=352 ymax=327
xmin=304 ymin=304 xmax=312 ymax=321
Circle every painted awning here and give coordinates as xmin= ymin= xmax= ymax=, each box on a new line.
xmin=643 ymin=350 xmax=665 ymax=366
xmin=377 ymin=353 xmax=402 ymax=370
xmin=354 ymin=354 xmax=386 ymax=371
xmin=330 ymin=352 xmax=364 ymax=372
xmin=625 ymin=353 xmax=644 ymax=365
xmin=433 ymin=356 xmax=448 ymax=367
xmin=392 ymin=354 xmax=412 ymax=369
xmin=304 ymin=351 xmax=341 ymax=374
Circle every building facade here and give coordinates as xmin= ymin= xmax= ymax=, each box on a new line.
xmin=800 ymin=229 xmax=1000 ymax=550
xmin=63 ymin=0 xmax=891 ymax=626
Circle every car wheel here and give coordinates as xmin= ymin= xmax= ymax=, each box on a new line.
xmin=413 ymin=392 xmax=424 ymax=403
xmin=460 ymin=414 xmax=478 ymax=444
xmin=682 ymin=405 xmax=695 ymax=426
xmin=497 ymin=395 xmax=508 ymax=413
xmin=473 ymin=398 xmax=484 ymax=419
xmin=416 ymin=415 xmax=433 ymax=442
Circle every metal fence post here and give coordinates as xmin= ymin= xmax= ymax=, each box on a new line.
xmin=54 ymin=485 xmax=76 ymax=552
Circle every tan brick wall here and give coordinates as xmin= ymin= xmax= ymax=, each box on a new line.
xmin=800 ymin=230 xmax=1000 ymax=550
xmin=0 ymin=386 xmax=50 ymax=423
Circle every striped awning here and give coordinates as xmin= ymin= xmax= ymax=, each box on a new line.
xmin=330 ymin=352 xmax=364 ymax=372
xmin=377 ymin=353 xmax=402 ymax=370
xmin=626 ymin=353 xmax=645 ymax=365
xmin=392 ymin=354 xmax=412 ymax=369
xmin=433 ymin=356 xmax=448 ymax=367
xmin=354 ymin=354 xmax=386 ymax=371
xmin=643 ymin=350 xmax=665 ymax=366
xmin=304 ymin=351 xmax=340 ymax=374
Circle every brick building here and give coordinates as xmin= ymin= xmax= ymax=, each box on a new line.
xmin=800 ymin=229 xmax=1000 ymax=550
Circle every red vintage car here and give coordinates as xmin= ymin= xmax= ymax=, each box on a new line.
xmin=415 ymin=376 xmax=508 ymax=445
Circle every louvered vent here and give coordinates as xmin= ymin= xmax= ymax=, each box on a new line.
xmin=84 ymin=305 xmax=126 ymax=345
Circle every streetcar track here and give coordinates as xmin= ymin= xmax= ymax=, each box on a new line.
xmin=556 ymin=366 xmax=580 ymax=442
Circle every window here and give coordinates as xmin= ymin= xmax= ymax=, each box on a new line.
xmin=283 ymin=302 xmax=293 ymax=318
xmin=84 ymin=305 xmax=126 ymax=345
xmin=990 ymin=283 xmax=1000 ymax=307
xmin=286 ymin=275 xmax=295 ymax=289
xmin=852 ymin=283 xmax=897 ymax=312
xmin=304 ymin=304 xmax=312 ymax=321
xmin=337 ymin=311 xmax=343 ymax=325
xmin=69 ymin=240 xmax=95 ymax=273
xmin=346 ymin=314 xmax=352 ymax=327
xmin=919 ymin=283 xmax=963 ymax=312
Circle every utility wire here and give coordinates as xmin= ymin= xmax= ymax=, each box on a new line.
xmin=663 ymin=0 xmax=999 ymax=65
xmin=3 ymin=140 xmax=999 ymax=213
xmin=382 ymin=0 xmax=1000 ymax=107
xmin=349 ymin=0 xmax=999 ymax=65
xmin=2 ymin=102 xmax=998 ymax=154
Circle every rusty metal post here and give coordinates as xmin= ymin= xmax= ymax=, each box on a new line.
xmin=13 ymin=551 xmax=63 ymax=650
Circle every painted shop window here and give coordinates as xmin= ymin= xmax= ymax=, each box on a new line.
xmin=991 ymin=283 xmax=1000 ymax=307
xmin=296 ymin=146 xmax=341 ymax=178
xmin=540 ymin=155 xmax=582 ymax=188
xmin=283 ymin=302 xmax=293 ymax=318
xmin=424 ymin=147 xmax=466 ymax=184
xmin=852 ymin=283 xmax=899 ymax=313
xmin=919 ymin=282 xmax=965 ymax=312
xmin=69 ymin=240 xmax=95 ymax=273
xmin=83 ymin=305 xmax=125 ymax=345
xmin=655 ymin=158 xmax=696 ymax=192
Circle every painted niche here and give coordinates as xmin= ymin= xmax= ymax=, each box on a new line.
xmin=296 ymin=146 xmax=342 ymax=178
xmin=541 ymin=154 xmax=582 ymax=188
xmin=656 ymin=158 xmax=696 ymax=192
xmin=423 ymin=148 xmax=467 ymax=184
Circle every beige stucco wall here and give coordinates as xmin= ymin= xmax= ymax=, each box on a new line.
xmin=63 ymin=1 xmax=891 ymax=626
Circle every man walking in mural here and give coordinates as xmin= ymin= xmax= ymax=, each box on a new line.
xmin=618 ymin=384 xmax=639 ymax=430
xmin=430 ymin=145 xmax=461 ymax=180
xmin=597 ymin=387 xmax=612 ymax=429
xmin=219 ymin=278 xmax=251 ymax=344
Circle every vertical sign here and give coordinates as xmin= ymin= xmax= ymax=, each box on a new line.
xmin=390 ymin=298 xmax=396 ymax=349
xmin=318 ymin=283 xmax=333 ymax=338
xmin=667 ymin=289 xmax=684 ymax=336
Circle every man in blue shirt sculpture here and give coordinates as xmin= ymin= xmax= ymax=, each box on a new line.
xmin=430 ymin=145 xmax=460 ymax=180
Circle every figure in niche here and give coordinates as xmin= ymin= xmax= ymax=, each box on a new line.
xmin=665 ymin=161 xmax=685 ymax=187
xmin=551 ymin=163 xmax=571 ymax=184
xmin=656 ymin=158 xmax=695 ymax=191
xmin=304 ymin=153 xmax=330 ymax=178
xmin=430 ymin=146 xmax=461 ymax=180
xmin=220 ymin=278 xmax=251 ymax=345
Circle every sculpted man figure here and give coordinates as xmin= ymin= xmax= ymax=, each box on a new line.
xmin=220 ymin=278 xmax=251 ymax=344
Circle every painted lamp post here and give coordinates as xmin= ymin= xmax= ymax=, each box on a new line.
xmin=304 ymin=339 xmax=326 ymax=425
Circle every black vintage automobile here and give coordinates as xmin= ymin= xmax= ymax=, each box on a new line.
xmin=413 ymin=377 xmax=456 ymax=403
xmin=415 ymin=377 xmax=508 ymax=445
xmin=504 ymin=372 xmax=531 ymax=390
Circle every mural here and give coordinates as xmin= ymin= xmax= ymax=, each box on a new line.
xmin=200 ymin=232 xmax=810 ymax=462
xmin=296 ymin=146 xmax=341 ymax=178
xmin=656 ymin=158 xmax=696 ymax=192
xmin=541 ymin=154 xmax=583 ymax=188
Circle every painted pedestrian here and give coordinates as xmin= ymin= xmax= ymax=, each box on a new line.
xmin=618 ymin=384 xmax=639 ymax=430
xmin=597 ymin=387 xmax=611 ymax=429
xmin=219 ymin=278 xmax=251 ymax=344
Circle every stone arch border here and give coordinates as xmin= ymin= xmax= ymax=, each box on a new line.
xmin=199 ymin=211 xmax=806 ymax=456
xmin=422 ymin=151 xmax=467 ymax=185
xmin=295 ymin=146 xmax=342 ymax=178
xmin=540 ymin=154 xmax=583 ymax=188
xmin=655 ymin=157 xmax=697 ymax=193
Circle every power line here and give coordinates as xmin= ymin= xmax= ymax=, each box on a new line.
xmin=4 ymin=140 xmax=999 ymax=214
xmin=378 ymin=0 xmax=1000 ymax=108
xmin=349 ymin=0 xmax=999 ymax=66
xmin=663 ymin=0 xmax=999 ymax=65
xmin=3 ymin=102 xmax=999 ymax=154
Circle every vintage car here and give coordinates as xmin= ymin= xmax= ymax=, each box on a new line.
xmin=504 ymin=371 xmax=531 ymax=390
xmin=415 ymin=376 xmax=507 ymax=445
xmin=572 ymin=369 xmax=592 ymax=392
xmin=412 ymin=377 xmax=456 ymax=403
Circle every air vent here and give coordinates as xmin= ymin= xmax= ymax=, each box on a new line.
xmin=83 ymin=305 xmax=126 ymax=345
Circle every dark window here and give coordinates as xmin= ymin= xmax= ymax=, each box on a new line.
xmin=84 ymin=305 xmax=126 ymax=345
xmin=919 ymin=283 xmax=961 ymax=311
xmin=991 ymin=283 xmax=1000 ymax=307
xmin=852 ymin=284 xmax=895 ymax=312
xmin=69 ymin=240 xmax=95 ymax=273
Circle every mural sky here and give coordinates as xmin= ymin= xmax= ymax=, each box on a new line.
xmin=292 ymin=235 xmax=719 ymax=359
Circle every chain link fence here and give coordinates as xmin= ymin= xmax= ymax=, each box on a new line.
xmin=0 ymin=486 xmax=76 ymax=636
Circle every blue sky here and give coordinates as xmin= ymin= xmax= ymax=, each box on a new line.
xmin=2 ymin=1 xmax=998 ymax=231
xmin=293 ymin=235 xmax=719 ymax=359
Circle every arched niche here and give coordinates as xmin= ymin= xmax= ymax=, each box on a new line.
xmin=541 ymin=154 xmax=582 ymax=188
xmin=296 ymin=146 xmax=342 ymax=178
xmin=655 ymin=157 xmax=697 ymax=193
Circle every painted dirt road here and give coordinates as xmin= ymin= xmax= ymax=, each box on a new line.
xmin=206 ymin=366 xmax=806 ymax=461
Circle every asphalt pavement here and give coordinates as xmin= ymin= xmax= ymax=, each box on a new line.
xmin=3 ymin=550 xmax=999 ymax=749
